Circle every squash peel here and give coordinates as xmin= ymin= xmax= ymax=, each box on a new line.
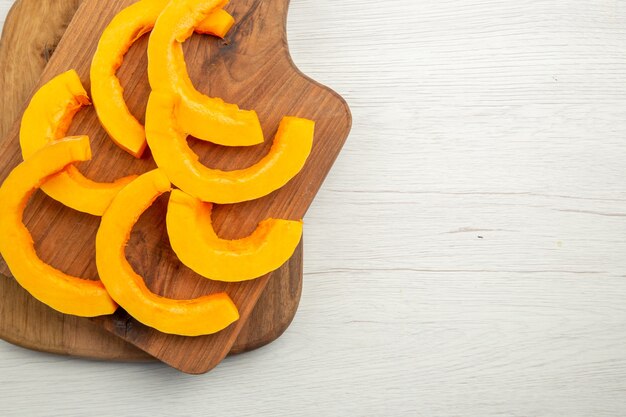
xmin=20 ymin=70 xmax=136 ymax=216
xmin=148 ymin=0 xmax=263 ymax=147
xmin=0 ymin=136 xmax=117 ymax=317
xmin=95 ymin=169 xmax=240 ymax=336
xmin=91 ymin=0 xmax=236 ymax=157
xmin=167 ymin=189 xmax=302 ymax=282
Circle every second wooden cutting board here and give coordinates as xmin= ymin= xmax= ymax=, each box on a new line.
xmin=0 ymin=0 xmax=351 ymax=374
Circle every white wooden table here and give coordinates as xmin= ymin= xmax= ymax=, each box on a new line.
xmin=2 ymin=0 xmax=626 ymax=415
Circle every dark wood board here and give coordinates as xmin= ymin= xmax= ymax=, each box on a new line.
xmin=0 ymin=0 xmax=305 ymax=363
xmin=0 ymin=0 xmax=351 ymax=374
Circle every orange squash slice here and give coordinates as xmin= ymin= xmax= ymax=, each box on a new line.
xmin=147 ymin=0 xmax=263 ymax=147
xmin=0 ymin=136 xmax=117 ymax=317
xmin=91 ymin=0 xmax=236 ymax=157
xmin=167 ymin=189 xmax=302 ymax=282
xmin=95 ymin=169 xmax=240 ymax=336
xmin=20 ymin=70 xmax=135 ymax=215
xmin=145 ymin=92 xmax=314 ymax=204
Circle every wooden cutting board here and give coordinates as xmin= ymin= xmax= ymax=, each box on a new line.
xmin=0 ymin=0 xmax=305 ymax=363
xmin=0 ymin=0 xmax=350 ymax=374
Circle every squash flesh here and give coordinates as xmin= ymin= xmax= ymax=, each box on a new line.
xmin=91 ymin=0 xmax=236 ymax=157
xmin=95 ymin=169 xmax=240 ymax=336
xmin=167 ymin=189 xmax=302 ymax=282
xmin=148 ymin=0 xmax=263 ymax=147
xmin=20 ymin=70 xmax=135 ymax=216
xmin=0 ymin=136 xmax=117 ymax=317
xmin=145 ymin=92 xmax=314 ymax=203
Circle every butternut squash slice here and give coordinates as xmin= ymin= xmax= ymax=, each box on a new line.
xmin=145 ymin=92 xmax=314 ymax=203
xmin=0 ymin=136 xmax=117 ymax=317
xmin=147 ymin=0 xmax=263 ymax=147
xmin=95 ymin=169 xmax=239 ymax=336
xmin=91 ymin=0 xmax=236 ymax=157
xmin=20 ymin=70 xmax=136 ymax=216
xmin=167 ymin=189 xmax=303 ymax=282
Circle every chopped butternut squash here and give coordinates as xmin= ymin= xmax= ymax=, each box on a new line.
xmin=20 ymin=70 xmax=135 ymax=215
xmin=145 ymin=92 xmax=314 ymax=203
xmin=0 ymin=136 xmax=117 ymax=317
xmin=167 ymin=189 xmax=302 ymax=282
xmin=148 ymin=0 xmax=263 ymax=147
xmin=95 ymin=169 xmax=240 ymax=336
xmin=91 ymin=0 xmax=235 ymax=157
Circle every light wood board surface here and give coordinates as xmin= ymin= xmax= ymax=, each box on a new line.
xmin=2 ymin=0 xmax=626 ymax=414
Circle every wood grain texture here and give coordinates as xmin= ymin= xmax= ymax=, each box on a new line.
xmin=0 ymin=0 xmax=350 ymax=374
xmin=5 ymin=0 xmax=626 ymax=415
xmin=0 ymin=0 xmax=305 ymax=363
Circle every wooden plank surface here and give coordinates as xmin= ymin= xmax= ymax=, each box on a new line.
xmin=0 ymin=0 xmax=304 ymax=358
xmin=0 ymin=0 xmax=350 ymax=374
xmin=4 ymin=0 xmax=626 ymax=414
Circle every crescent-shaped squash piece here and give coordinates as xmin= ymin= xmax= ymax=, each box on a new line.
xmin=148 ymin=0 xmax=263 ymax=147
xmin=145 ymin=92 xmax=314 ymax=204
xmin=20 ymin=70 xmax=136 ymax=216
xmin=95 ymin=169 xmax=240 ymax=336
xmin=0 ymin=136 xmax=117 ymax=317
xmin=91 ymin=0 xmax=236 ymax=157
xmin=167 ymin=189 xmax=303 ymax=282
